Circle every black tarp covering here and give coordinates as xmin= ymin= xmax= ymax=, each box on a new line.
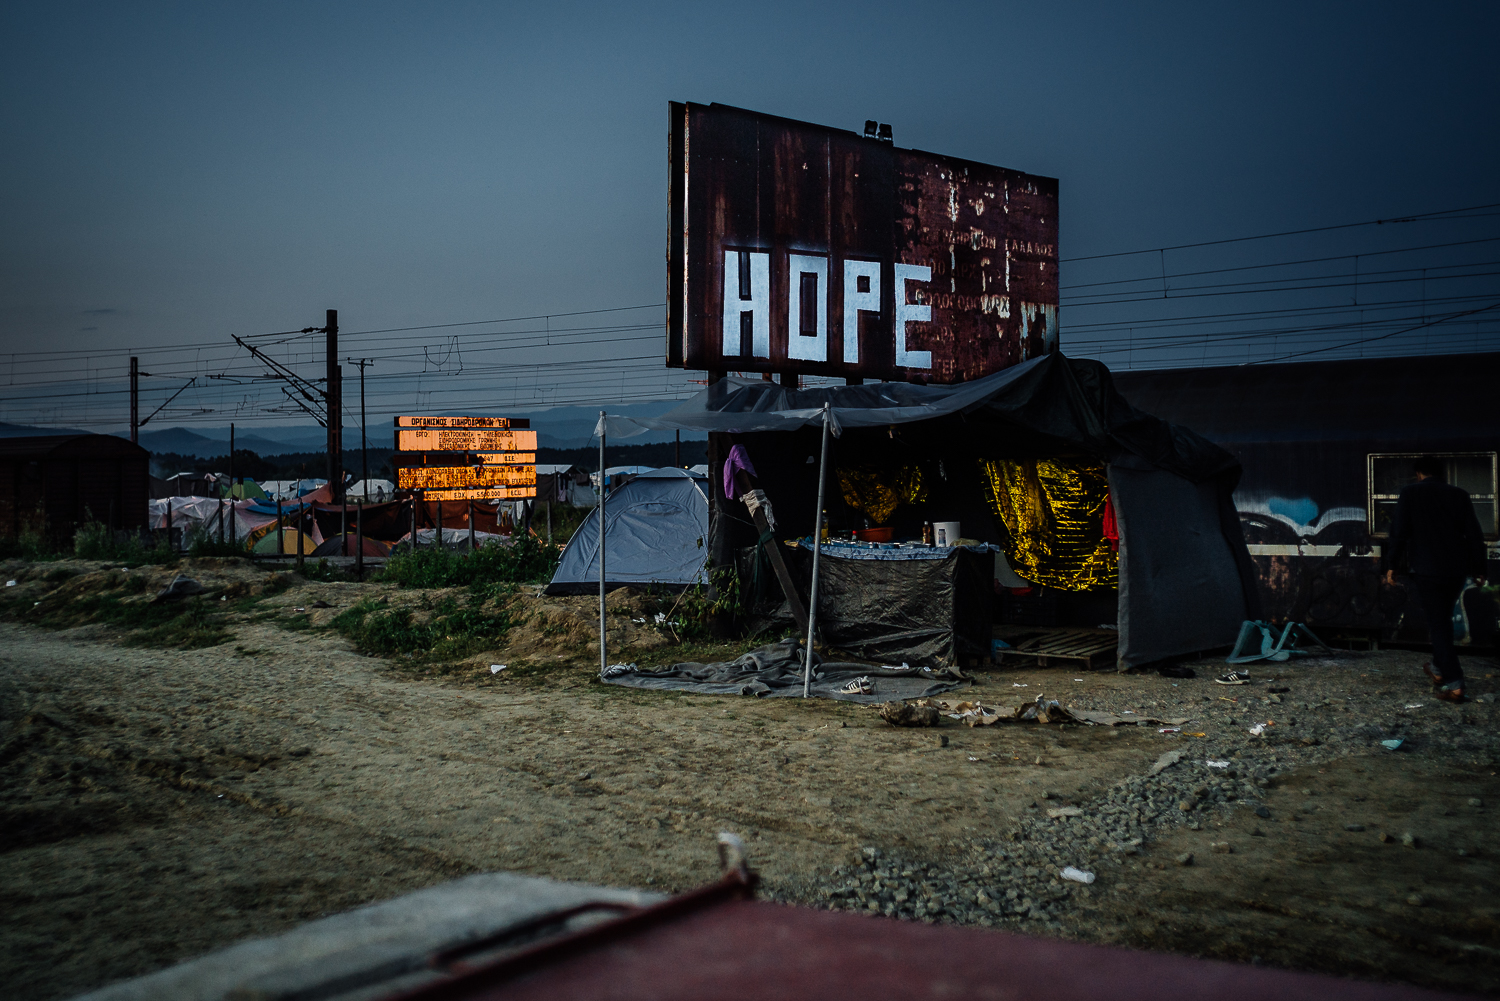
xmin=783 ymin=547 xmax=993 ymax=669
xmin=600 ymin=352 xmax=1259 ymax=669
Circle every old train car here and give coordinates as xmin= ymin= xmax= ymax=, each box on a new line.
xmin=1113 ymin=351 xmax=1499 ymax=644
xmin=0 ymin=433 xmax=151 ymax=543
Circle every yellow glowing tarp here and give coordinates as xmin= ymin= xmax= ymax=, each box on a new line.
xmin=979 ymin=458 xmax=1117 ymax=590
xmin=837 ymin=465 xmax=927 ymax=525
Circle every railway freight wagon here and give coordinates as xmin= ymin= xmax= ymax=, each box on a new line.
xmin=1114 ymin=352 xmax=1499 ymax=647
xmin=0 ymin=432 xmax=150 ymax=544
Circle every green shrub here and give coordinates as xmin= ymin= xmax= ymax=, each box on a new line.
xmin=381 ymin=533 xmax=559 ymax=589
xmin=72 ymin=519 xmax=178 ymax=565
xmin=331 ymin=592 xmax=514 ymax=661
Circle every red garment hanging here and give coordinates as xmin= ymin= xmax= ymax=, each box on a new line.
xmin=1102 ymin=492 xmax=1119 ymax=552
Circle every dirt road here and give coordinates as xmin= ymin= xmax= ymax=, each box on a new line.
xmin=2 ymin=560 xmax=1497 ymax=998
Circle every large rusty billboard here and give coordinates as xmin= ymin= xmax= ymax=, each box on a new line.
xmin=667 ymin=103 xmax=1058 ymax=383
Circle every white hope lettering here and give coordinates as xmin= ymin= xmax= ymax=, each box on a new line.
xmin=720 ymin=249 xmax=931 ymax=369
xmin=721 ymin=250 xmax=770 ymax=358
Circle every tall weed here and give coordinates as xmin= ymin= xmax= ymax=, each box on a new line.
xmin=381 ymin=534 xmax=559 ymax=589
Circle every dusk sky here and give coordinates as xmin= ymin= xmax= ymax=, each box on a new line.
xmin=2 ymin=1 xmax=1495 ymax=432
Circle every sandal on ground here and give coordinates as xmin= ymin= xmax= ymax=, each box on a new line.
xmin=1435 ymin=682 xmax=1466 ymax=703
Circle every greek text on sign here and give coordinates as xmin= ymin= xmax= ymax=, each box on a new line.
xmin=667 ymin=103 xmax=1059 ymax=382
xmin=421 ymin=487 xmax=539 ymax=501
xmin=395 ymin=428 xmax=539 ymax=452
xmin=397 ymin=465 xmax=538 ymax=490
xmin=394 ymin=452 xmax=537 ymax=466
xmin=395 ymin=415 xmax=530 ymax=429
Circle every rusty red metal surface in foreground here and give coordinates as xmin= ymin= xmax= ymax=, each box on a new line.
xmin=406 ymin=896 xmax=1462 ymax=1001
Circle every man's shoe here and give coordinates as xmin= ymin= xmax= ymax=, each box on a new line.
xmin=1435 ymin=683 xmax=1466 ymax=703
xmin=1421 ymin=663 xmax=1442 ymax=687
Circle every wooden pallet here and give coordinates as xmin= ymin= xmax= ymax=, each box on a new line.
xmin=994 ymin=626 xmax=1119 ymax=671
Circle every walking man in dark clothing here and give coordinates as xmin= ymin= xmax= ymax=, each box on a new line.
xmin=1384 ymin=456 xmax=1488 ymax=702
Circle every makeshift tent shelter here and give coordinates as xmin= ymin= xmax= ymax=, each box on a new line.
xmin=312 ymin=533 xmax=392 ymax=557
xmin=545 ymin=467 xmax=709 ymax=596
xmin=599 ymin=353 xmax=1260 ymax=670
xmin=253 ymin=526 xmax=318 ymax=555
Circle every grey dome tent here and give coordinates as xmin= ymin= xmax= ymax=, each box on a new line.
xmin=545 ymin=467 xmax=709 ymax=595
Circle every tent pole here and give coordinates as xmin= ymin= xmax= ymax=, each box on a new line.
xmin=598 ymin=413 xmax=607 ymax=677
xmin=803 ymin=403 xmax=830 ymax=697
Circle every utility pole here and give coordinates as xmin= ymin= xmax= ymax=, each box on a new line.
xmin=129 ymin=357 xmax=139 ymax=444
xmin=325 ymin=309 xmax=341 ymax=502
xmin=349 ymin=357 xmax=373 ymax=494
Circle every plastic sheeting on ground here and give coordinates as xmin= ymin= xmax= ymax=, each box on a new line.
xmin=600 ymin=637 xmax=968 ymax=703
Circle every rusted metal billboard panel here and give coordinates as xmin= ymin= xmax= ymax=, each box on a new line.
xmin=397 ymin=465 xmax=537 ymax=490
xmin=395 ymin=428 xmax=539 ymax=452
xmin=667 ymin=102 xmax=1058 ymax=382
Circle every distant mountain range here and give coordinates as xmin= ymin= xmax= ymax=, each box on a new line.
xmin=114 ymin=400 xmax=698 ymax=457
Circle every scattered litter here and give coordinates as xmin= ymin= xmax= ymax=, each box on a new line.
xmin=878 ymin=702 xmax=939 ymax=727
xmin=631 ymin=617 xmax=646 ymax=624
xmin=1158 ymin=727 xmax=1182 ymax=734
xmin=154 ymin=574 xmax=207 ymax=603
xmin=490 ymin=664 xmax=507 ymax=674
xmin=1215 ymin=670 xmax=1250 ymax=686
xmin=1187 ymin=732 xmax=1207 ymax=737
xmin=1206 ymin=760 xmax=1230 ymax=769
xmin=1380 ymin=738 xmax=1405 ymax=751
xmin=1060 ymin=866 xmax=1095 ymax=884
xmin=967 ymin=756 xmax=979 ymax=762
xmin=1403 ymin=703 xmax=1424 ymax=710
xmin=654 ymin=612 xmax=668 ymax=625
xmin=1401 ymin=832 xmax=1417 ymax=848
xmin=1122 ymin=710 xmax=1134 ymax=714
xmin=1210 ymin=842 xmax=1233 ymax=854
xmin=1047 ymin=806 xmax=1084 ymax=818
xmin=602 ymin=663 xmax=637 ymax=678
xmin=4 ymin=580 xmax=14 ymax=587
xmin=292 ymin=607 xmax=306 ymax=613
xmin=1149 ymin=749 xmax=1184 ymax=775
xmin=1012 ymin=683 xmax=1029 ymax=688
xmin=1248 ymin=722 xmax=1272 ymax=736
xmin=1073 ymin=678 xmax=1083 ymax=682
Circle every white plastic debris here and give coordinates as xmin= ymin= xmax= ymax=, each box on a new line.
xmin=654 ymin=612 xmax=668 ymax=625
xmin=1060 ymin=866 xmax=1095 ymax=884
xmin=490 ymin=664 xmax=507 ymax=674
xmin=1404 ymin=703 xmax=1424 ymax=710
xmin=1012 ymin=683 xmax=1028 ymax=688
xmin=5 ymin=580 xmax=15 ymax=587
xmin=1248 ymin=722 xmax=1269 ymax=736
xmin=1206 ymin=760 xmax=1230 ymax=768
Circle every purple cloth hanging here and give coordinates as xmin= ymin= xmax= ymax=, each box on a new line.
xmin=722 ymin=444 xmax=758 ymax=498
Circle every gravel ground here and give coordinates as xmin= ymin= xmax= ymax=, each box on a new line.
xmin=2 ymin=559 xmax=1498 ymax=998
